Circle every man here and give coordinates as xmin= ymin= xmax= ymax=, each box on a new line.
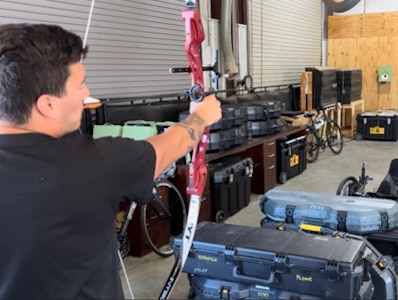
xmin=0 ymin=23 xmax=221 ymax=299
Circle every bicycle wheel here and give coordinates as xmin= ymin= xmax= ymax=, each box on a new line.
xmin=141 ymin=180 xmax=187 ymax=257
xmin=326 ymin=119 xmax=343 ymax=154
xmin=336 ymin=176 xmax=359 ymax=196
xmin=305 ymin=128 xmax=319 ymax=163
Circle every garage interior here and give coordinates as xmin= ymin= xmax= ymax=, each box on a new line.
xmin=1 ymin=0 xmax=398 ymax=299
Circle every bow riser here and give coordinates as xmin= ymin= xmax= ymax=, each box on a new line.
xmin=182 ymin=9 xmax=205 ymax=92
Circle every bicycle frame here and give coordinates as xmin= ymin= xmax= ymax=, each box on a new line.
xmin=119 ymin=201 xmax=137 ymax=237
xmin=320 ymin=116 xmax=328 ymax=141
xmin=118 ymin=182 xmax=171 ymax=239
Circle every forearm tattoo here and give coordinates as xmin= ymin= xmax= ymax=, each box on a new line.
xmin=175 ymin=112 xmax=205 ymax=152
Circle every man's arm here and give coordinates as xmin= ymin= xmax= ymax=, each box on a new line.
xmin=146 ymin=95 xmax=221 ymax=179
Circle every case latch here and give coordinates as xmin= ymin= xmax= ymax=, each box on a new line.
xmin=274 ymin=253 xmax=288 ymax=273
xmin=380 ymin=211 xmax=389 ymax=230
xmin=326 ymin=260 xmax=339 ymax=281
xmin=224 ymin=245 xmax=236 ymax=265
xmin=285 ymin=205 xmax=296 ymax=223
xmin=336 ymin=210 xmax=348 ymax=231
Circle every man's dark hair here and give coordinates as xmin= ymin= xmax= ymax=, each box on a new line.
xmin=0 ymin=23 xmax=88 ymax=124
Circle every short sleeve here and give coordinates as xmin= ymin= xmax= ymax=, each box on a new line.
xmin=94 ymin=137 xmax=156 ymax=205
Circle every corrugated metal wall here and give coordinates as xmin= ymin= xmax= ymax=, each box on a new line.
xmin=250 ymin=0 xmax=322 ymax=87
xmin=0 ymin=0 xmax=323 ymax=97
xmin=0 ymin=0 xmax=191 ymax=99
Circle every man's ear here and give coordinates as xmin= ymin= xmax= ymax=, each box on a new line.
xmin=36 ymin=94 xmax=57 ymax=118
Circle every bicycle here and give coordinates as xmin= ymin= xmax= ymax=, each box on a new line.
xmin=336 ymin=162 xmax=373 ymax=196
xmin=116 ymin=175 xmax=187 ymax=258
xmin=304 ymin=105 xmax=344 ymax=163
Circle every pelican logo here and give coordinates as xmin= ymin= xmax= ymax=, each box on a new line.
xmin=296 ymin=274 xmax=313 ymax=282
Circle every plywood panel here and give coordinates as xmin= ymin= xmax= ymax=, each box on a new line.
xmin=385 ymin=13 xmax=398 ymax=37
xmin=328 ymin=12 xmax=398 ymax=111
xmin=362 ymin=13 xmax=386 ymax=37
xmin=327 ymin=38 xmax=354 ymax=67
xmin=328 ymin=15 xmax=362 ymax=39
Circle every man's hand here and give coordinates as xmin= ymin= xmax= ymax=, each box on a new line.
xmin=189 ymin=95 xmax=222 ymax=127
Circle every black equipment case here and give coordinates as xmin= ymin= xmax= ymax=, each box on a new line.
xmin=208 ymin=157 xmax=253 ymax=222
xmin=336 ymin=69 xmax=362 ymax=104
xmin=187 ymin=274 xmax=346 ymax=299
xmin=174 ymin=222 xmax=373 ymax=299
xmin=258 ymin=220 xmax=398 ymax=300
xmin=356 ymin=111 xmax=398 ymax=141
xmin=276 ymin=135 xmax=306 ymax=184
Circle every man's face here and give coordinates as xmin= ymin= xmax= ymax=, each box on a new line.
xmin=56 ymin=62 xmax=90 ymax=134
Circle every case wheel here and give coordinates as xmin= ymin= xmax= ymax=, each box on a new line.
xmin=215 ymin=210 xmax=226 ymax=223
xmin=355 ymin=133 xmax=363 ymax=141
xmin=279 ymin=171 xmax=288 ymax=184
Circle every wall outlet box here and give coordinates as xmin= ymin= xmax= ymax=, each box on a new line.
xmin=378 ymin=65 xmax=392 ymax=82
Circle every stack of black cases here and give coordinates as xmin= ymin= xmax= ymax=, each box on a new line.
xmin=242 ymin=101 xmax=283 ymax=137
xmin=356 ymin=111 xmax=398 ymax=141
xmin=336 ymin=69 xmax=362 ymax=104
xmin=276 ymin=135 xmax=306 ymax=184
xmin=173 ymin=222 xmax=375 ymax=299
xmin=305 ymin=66 xmax=337 ymax=109
xmin=207 ymin=156 xmax=253 ymax=222
xmin=179 ymin=104 xmax=247 ymax=152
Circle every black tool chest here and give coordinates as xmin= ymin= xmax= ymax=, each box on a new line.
xmin=207 ymin=157 xmax=253 ymax=222
xmin=276 ymin=135 xmax=306 ymax=184
xmin=356 ymin=111 xmax=398 ymax=141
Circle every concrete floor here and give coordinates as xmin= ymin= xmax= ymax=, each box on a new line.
xmin=119 ymin=138 xmax=398 ymax=299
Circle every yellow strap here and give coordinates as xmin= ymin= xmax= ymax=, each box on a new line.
xmin=300 ymin=223 xmax=322 ymax=233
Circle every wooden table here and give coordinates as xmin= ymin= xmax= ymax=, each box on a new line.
xmin=338 ymin=99 xmax=365 ymax=138
xmin=170 ymin=125 xmax=307 ymax=222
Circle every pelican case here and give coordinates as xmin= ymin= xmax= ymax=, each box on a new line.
xmin=356 ymin=112 xmax=398 ymax=141
xmin=258 ymin=220 xmax=397 ymax=300
xmin=206 ymin=125 xmax=248 ymax=152
xmin=246 ymin=118 xmax=283 ymax=137
xmin=173 ymin=222 xmax=372 ymax=299
xmin=242 ymin=101 xmax=282 ymax=121
xmin=208 ymin=157 xmax=253 ymax=221
xmin=187 ymin=274 xmax=357 ymax=299
xmin=276 ymin=135 xmax=306 ymax=183
xmin=260 ymin=189 xmax=398 ymax=234
xmin=179 ymin=105 xmax=247 ymax=132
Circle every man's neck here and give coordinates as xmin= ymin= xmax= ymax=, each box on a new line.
xmin=0 ymin=121 xmax=33 ymax=134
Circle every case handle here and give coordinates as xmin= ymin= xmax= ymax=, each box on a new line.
xmin=232 ymin=266 xmax=275 ymax=285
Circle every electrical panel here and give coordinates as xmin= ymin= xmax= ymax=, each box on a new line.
xmin=378 ymin=65 xmax=392 ymax=82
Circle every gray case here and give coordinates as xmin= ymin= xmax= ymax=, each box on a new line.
xmin=174 ymin=222 xmax=371 ymax=299
xmin=260 ymin=189 xmax=398 ymax=234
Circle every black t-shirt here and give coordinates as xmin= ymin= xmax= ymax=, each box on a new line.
xmin=0 ymin=131 xmax=156 ymax=299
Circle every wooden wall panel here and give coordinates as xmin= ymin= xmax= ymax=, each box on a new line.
xmin=328 ymin=12 xmax=398 ymax=111
xmin=328 ymin=15 xmax=362 ymax=39
xmin=362 ymin=14 xmax=386 ymax=37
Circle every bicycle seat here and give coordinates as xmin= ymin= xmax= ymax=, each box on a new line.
xmin=304 ymin=112 xmax=315 ymax=118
